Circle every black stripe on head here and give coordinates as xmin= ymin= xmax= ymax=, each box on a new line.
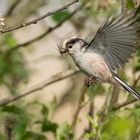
xmin=66 ymin=38 xmax=80 ymax=46
xmin=66 ymin=38 xmax=88 ymax=49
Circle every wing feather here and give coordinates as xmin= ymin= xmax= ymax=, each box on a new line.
xmin=87 ymin=8 xmax=140 ymax=70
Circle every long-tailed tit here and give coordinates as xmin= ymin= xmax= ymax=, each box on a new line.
xmin=59 ymin=6 xmax=140 ymax=99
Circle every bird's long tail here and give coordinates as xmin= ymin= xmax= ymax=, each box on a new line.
xmin=112 ymin=72 xmax=140 ymax=99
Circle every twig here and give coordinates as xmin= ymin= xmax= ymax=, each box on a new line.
xmin=5 ymin=0 xmax=21 ymax=16
xmin=121 ymin=0 xmax=127 ymax=14
xmin=114 ymin=98 xmax=137 ymax=110
xmin=107 ymin=86 xmax=119 ymax=112
xmin=133 ymin=74 xmax=140 ymax=88
xmin=98 ymin=86 xmax=119 ymax=124
xmin=71 ymin=82 xmax=88 ymax=130
xmin=94 ymin=86 xmax=119 ymax=140
xmin=0 ymin=0 xmax=79 ymax=34
xmin=0 ymin=69 xmax=79 ymax=106
xmin=6 ymin=7 xmax=80 ymax=53
xmin=87 ymin=99 xmax=94 ymax=140
xmin=4 ymin=116 xmax=15 ymax=140
xmin=76 ymin=98 xmax=94 ymax=140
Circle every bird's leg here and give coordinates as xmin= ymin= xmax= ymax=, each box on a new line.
xmin=84 ymin=76 xmax=97 ymax=86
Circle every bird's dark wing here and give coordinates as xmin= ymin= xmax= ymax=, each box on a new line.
xmin=87 ymin=10 xmax=140 ymax=70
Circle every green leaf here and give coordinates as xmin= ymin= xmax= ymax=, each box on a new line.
xmin=87 ymin=84 xmax=105 ymax=97
xmin=135 ymin=48 xmax=140 ymax=71
xmin=15 ymin=119 xmax=29 ymax=140
xmin=84 ymin=132 xmax=96 ymax=140
xmin=41 ymin=105 xmax=49 ymax=118
xmin=2 ymin=105 xmax=24 ymax=115
xmin=4 ymin=33 xmax=17 ymax=48
xmin=28 ymin=101 xmax=49 ymax=119
xmin=20 ymin=131 xmax=47 ymax=140
xmin=101 ymin=114 xmax=137 ymax=140
xmin=134 ymin=64 xmax=140 ymax=72
xmin=52 ymin=11 xmax=70 ymax=23
xmin=127 ymin=0 xmax=134 ymax=9
xmin=0 ymin=105 xmax=31 ymax=140
xmin=131 ymin=107 xmax=140 ymax=119
xmin=0 ymin=133 xmax=6 ymax=140
xmin=56 ymin=122 xmax=71 ymax=140
xmin=41 ymin=119 xmax=58 ymax=133
xmin=0 ymin=50 xmax=28 ymax=94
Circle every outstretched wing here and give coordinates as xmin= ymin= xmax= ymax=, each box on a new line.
xmin=87 ymin=10 xmax=140 ymax=70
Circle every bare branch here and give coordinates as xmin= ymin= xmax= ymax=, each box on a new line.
xmin=5 ymin=0 xmax=21 ymax=17
xmin=114 ymin=98 xmax=137 ymax=110
xmin=87 ymin=99 xmax=94 ymax=140
xmin=0 ymin=0 xmax=79 ymax=34
xmin=71 ymin=82 xmax=88 ymax=130
xmin=77 ymin=99 xmax=94 ymax=140
xmin=0 ymin=69 xmax=79 ymax=106
xmin=107 ymin=86 xmax=119 ymax=112
xmin=121 ymin=0 xmax=127 ymax=14
xmin=6 ymin=7 xmax=80 ymax=53
xmin=133 ymin=74 xmax=140 ymax=88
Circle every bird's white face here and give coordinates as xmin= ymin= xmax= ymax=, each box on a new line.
xmin=60 ymin=37 xmax=88 ymax=55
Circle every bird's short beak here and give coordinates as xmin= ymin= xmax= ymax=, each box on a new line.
xmin=57 ymin=43 xmax=68 ymax=56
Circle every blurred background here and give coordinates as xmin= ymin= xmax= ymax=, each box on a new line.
xmin=0 ymin=0 xmax=140 ymax=140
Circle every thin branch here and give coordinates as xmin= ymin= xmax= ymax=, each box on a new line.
xmin=71 ymin=82 xmax=88 ymax=130
xmin=0 ymin=0 xmax=79 ymax=34
xmin=0 ymin=69 xmax=79 ymax=106
xmin=121 ymin=0 xmax=127 ymax=14
xmin=6 ymin=7 xmax=80 ymax=53
xmin=97 ymin=86 xmax=119 ymax=125
xmin=5 ymin=116 xmax=14 ymax=140
xmin=114 ymin=98 xmax=137 ymax=110
xmin=107 ymin=86 xmax=119 ymax=112
xmin=133 ymin=74 xmax=140 ymax=88
xmin=87 ymin=99 xmax=94 ymax=140
xmin=5 ymin=0 xmax=21 ymax=17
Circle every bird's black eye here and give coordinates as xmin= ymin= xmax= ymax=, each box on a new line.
xmin=68 ymin=45 xmax=72 ymax=49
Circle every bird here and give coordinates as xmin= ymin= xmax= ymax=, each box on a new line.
xmin=58 ymin=6 xmax=140 ymax=99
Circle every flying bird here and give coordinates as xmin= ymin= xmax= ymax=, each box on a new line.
xmin=59 ymin=6 xmax=140 ymax=99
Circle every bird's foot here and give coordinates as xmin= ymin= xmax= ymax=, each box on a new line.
xmin=84 ymin=77 xmax=97 ymax=87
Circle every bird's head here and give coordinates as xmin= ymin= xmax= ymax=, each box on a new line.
xmin=58 ymin=37 xmax=88 ymax=56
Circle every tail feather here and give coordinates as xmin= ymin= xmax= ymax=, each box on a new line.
xmin=113 ymin=73 xmax=140 ymax=100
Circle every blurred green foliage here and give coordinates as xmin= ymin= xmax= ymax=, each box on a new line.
xmin=101 ymin=114 xmax=137 ymax=140
xmin=56 ymin=122 xmax=72 ymax=140
xmin=0 ymin=102 xmax=74 ymax=140
xmin=52 ymin=11 xmax=70 ymax=23
xmin=0 ymin=0 xmax=140 ymax=140
xmin=84 ymin=108 xmax=140 ymax=140
xmin=0 ymin=33 xmax=28 ymax=94
xmin=135 ymin=48 xmax=140 ymax=72
xmin=127 ymin=0 xmax=135 ymax=9
xmin=83 ymin=0 xmax=120 ymax=19
xmin=87 ymin=84 xmax=106 ymax=98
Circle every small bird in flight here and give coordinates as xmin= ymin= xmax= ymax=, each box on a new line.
xmin=59 ymin=6 xmax=140 ymax=99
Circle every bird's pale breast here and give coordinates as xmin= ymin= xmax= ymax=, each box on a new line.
xmin=72 ymin=51 xmax=113 ymax=83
